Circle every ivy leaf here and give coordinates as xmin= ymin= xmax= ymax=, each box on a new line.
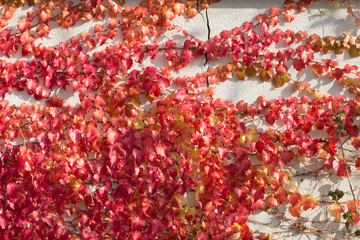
xmin=273 ymin=75 xmax=284 ymax=88
xmin=245 ymin=66 xmax=256 ymax=77
xmin=333 ymin=159 xmax=347 ymax=177
xmin=107 ymin=128 xmax=120 ymax=145
xmin=36 ymin=23 xmax=51 ymax=39
xmin=330 ymin=203 xmax=343 ymax=220
xmin=7 ymin=182 xmax=21 ymax=199
xmin=301 ymin=195 xmax=318 ymax=211
xmin=269 ymin=6 xmax=281 ymax=16
xmin=272 ymin=74 xmax=289 ymax=88
xmin=312 ymin=64 xmax=325 ymax=76
xmin=259 ymin=69 xmax=273 ymax=81
xmin=281 ymin=150 xmax=294 ymax=165
xmin=293 ymin=59 xmax=305 ymax=72
xmin=349 ymin=45 xmax=359 ymax=57
xmin=355 ymin=157 xmax=360 ymax=170
xmin=17 ymin=18 xmax=31 ymax=32
xmin=284 ymin=10 xmax=295 ymax=22
xmin=288 ymin=192 xmax=301 ymax=206
xmin=236 ymin=70 xmax=246 ymax=80
xmin=345 ymin=220 xmax=350 ymax=230
xmin=0 ymin=216 xmax=7 ymax=230
xmin=289 ymin=204 xmax=301 ymax=218
xmin=346 ymin=200 xmax=360 ymax=224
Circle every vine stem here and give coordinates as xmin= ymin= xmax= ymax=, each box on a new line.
xmin=339 ymin=131 xmax=360 ymax=226
xmin=335 ymin=198 xmax=360 ymax=231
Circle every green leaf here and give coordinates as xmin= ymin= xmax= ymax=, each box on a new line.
xmin=281 ymin=73 xmax=290 ymax=82
xmin=345 ymin=220 xmax=350 ymax=230
xmin=259 ymin=69 xmax=273 ymax=81
xmin=245 ymin=67 xmax=256 ymax=77
xmin=273 ymin=75 xmax=284 ymax=88
xmin=349 ymin=45 xmax=359 ymax=58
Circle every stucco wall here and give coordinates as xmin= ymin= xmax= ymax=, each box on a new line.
xmin=3 ymin=1 xmax=360 ymax=239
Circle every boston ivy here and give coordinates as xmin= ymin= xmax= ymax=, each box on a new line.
xmin=0 ymin=0 xmax=359 ymax=239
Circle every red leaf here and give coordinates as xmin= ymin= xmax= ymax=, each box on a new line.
xmin=265 ymin=111 xmax=275 ymax=125
xmin=252 ymin=199 xmax=265 ymax=210
xmin=275 ymin=188 xmax=287 ymax=205
xmin=287 ymin=192 xmax=301 ymax=206
xmin=0 ymin=216 xmax=7 ymax=229
xmin=356 ymin=157 xmax=360 ymax=170
xmin=18 ymin=18 xmax=31 ymax=32
xmin=7 ymin=182 xmax=20 ymax=198
xmin=131 ymin=216 xmax=146 ymax=231
xmin=20 ymin=31 xmax=35 ymax=45
xmin=281 ymin=150 xmax=294 ymax=165
xmin=151 ymin=218 xmax=165 ymax=235
xmin=323 ymin=140 xmax=336 ymax=155
xmin=333 ymin=159 xmax=347 ymax=177
xmin=352 ymin=137 xmax=360 ymax=149
xmin=243 ymin=21 xmax=253 ymax=31
xmin=293 ymin=59 xmax=305 ymax=71
xmin=94 ymin=23 xmax=104 ymax=33
xmin=196 ymin=232 xmax=209 ymax=240
xmin=36 ymin=23 xmax=50 ymax=38
xmin=69 ymin=128 xmax=81 ymax=143
xmin=80 ymin=31 xmax=90 ymax=41
xmin=107 ymin=128 xmax=120 ymax=144
xmin=175 ymin=88 xmax=188 ymax=102
xmin=269 ymin=6 xmax=281 ymax=16
xmin=284 ymin=10 xmax=295 ymax=22
xmin=297 ymin=1 xmax=308 ymax=12
xmin=174 ymin=3 xmax=186 ymax=15
xmin=85 ymin=38 xmax=96 ymax=50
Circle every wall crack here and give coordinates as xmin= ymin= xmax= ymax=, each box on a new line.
xmin=197 ymin=2 xmax=211 ymax=88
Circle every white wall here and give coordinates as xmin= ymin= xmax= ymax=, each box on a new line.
xmin=3 ymin=1 xmax=360 ymax=239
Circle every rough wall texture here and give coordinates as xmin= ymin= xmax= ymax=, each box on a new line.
xmin=3 ymin=1 xmax=360 ymax=239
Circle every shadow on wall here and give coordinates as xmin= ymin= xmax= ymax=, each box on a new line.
xmin=205 ymin=0 xmax=359 ymax=104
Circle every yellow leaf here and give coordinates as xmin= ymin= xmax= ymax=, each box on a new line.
xmin=246 ymin=128 xmax=258 ymax=141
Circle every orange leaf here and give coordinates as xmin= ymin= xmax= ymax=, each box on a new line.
xmin=346 ymin=200 xmax=360 ymax=224
xmin=330 ymin=203 xmax=343 ymax=220
xmin=301 ymin=195 xmax=318 ymax=211
xmin=265 ymin=195 xmax=278 ymax=208
xmin=312 ymin=64 xmax=325 ymax=76
xmin=356 ymin=18 xmax=360 ymax=26
xmin=289 ymin=204 xmax=301 ymax=218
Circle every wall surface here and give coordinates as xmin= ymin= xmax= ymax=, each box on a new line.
xmin=3 ymin=1 xmax=360 ymax=239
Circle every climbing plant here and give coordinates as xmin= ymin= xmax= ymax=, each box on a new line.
xmin=1 ymin=0 xmax=360 ymax=239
